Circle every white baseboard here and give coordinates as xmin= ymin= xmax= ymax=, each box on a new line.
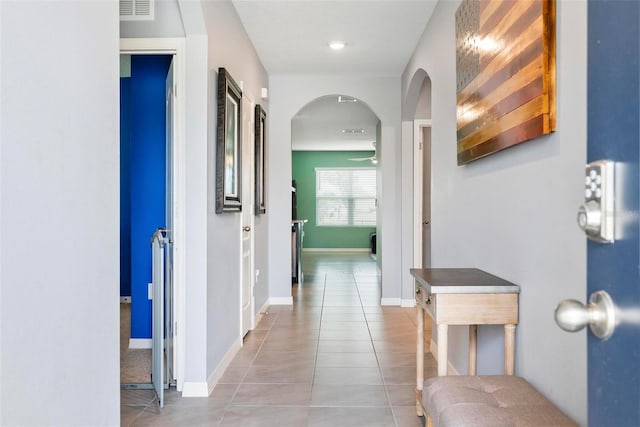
xmin=303 ymin=248 xmax=370 ymax=252
xmin=181 ymin=382 xmax=209 ymax=397
xmin=380 ymin=298 xmax=401 ymax=306
xmin=255 ymin=300 xmax=270 ymax=326
xmin=205 ymin=337 xmax=243 ymax=395
xmin=129 ymin=338 xmax=152 ymax=349
xmin=400 ymin=298 xmax=415 ymax=308
xmin=429 ymin=339 xmax=460 ymax=376
xmin=269 ymin=296 xmax=293 ymax=305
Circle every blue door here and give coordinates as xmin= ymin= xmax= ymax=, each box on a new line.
xmin=587 ymin=1 xmax=639 ymax=425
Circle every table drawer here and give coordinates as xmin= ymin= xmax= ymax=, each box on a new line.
xmin=435 ymin=293 xmax=518 ymax=325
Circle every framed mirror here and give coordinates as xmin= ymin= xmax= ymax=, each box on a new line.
xmin=255 ymin=104 xmax=266 ymax=215
xmin=216 ymin=67 xmax=242 ymax=213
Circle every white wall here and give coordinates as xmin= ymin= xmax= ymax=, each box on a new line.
xmin=182 ymin=32 xmax=210 ymax=393
xmin=202 ymin=0 xmax=269 ymax=384
xmin=0 ymin=1 xmax=120 ymax=425
xmin=401 ymin=0 xmax=587 ymax=424
xmin=268 ymin=75 xmax=402 ymax=302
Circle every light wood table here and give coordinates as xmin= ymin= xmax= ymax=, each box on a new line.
xmin=411 ymin=268 xmax=519 ymax=416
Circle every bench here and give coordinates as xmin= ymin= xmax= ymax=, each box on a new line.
xmin=421 ymin=375 xmax=577 ymax=427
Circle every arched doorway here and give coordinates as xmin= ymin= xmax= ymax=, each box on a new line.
xmin=291 ymin=94 xmax=381 ymax=287
xmin=401 ymin=69 xmax=432 ymax=303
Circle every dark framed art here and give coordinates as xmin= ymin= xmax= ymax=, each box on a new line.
xmin=216 ymin=67 xmax=242 ymax=213
xmin=455 ymin=0 xmax=556 ymax=165
xmin=254 ymin=104 xmax=266 ymax=215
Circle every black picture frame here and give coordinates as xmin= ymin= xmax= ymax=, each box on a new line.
xmin=255 ymin=104 xmax=266 ymax=215
xmin=216 ymin=67 xmax=242 ymax=213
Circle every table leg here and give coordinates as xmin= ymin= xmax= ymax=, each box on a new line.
xmin=468 ymin=325 xmax=477 ymax=375
xmin=416 ymin=305 xmax=424 ymax=416
xmin=504 ymin=324 xmax=516 ymax=375
xmin=437 ymin=323 xmax=448 ymax=376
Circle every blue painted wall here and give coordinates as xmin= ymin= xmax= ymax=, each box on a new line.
xmin=122 ymin=55 xmax=172 ymax=339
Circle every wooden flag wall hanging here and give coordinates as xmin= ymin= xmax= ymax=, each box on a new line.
xmin=455 ymin=0 xmax=556 ymax=165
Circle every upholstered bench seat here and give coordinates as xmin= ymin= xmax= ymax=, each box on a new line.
xmin=422 ymin=376 xmax=577 ymax=427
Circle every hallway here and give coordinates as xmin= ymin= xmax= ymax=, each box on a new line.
xmin=121 ymin=251 xmax=435 ymax=426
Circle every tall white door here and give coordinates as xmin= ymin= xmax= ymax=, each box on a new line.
xmin=421 ymin=126 xmax=432 ymax=268
xmin=241 ymin=94 xmax=255 ymax=337
xmin=413 ymin=120 xmax=432 ymax=268
xmin=164 ymin=58 xmax=175 ymax=384
xmin=151 ymin=57 xmax=176 ymax=408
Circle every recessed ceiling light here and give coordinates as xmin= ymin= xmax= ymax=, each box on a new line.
xmin=329 ymin=41 xmax=346 ymax=50
xmin=342 ymin=129 xmax=365 ymax=134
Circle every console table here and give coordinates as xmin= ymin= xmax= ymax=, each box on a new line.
xmin=411 ymin=268 xmax=520 ymax=414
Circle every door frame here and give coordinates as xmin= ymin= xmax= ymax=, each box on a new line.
xmin=413 ymin=119 xmax=432 ymax=269
xmin=120 ymin=38 xmax=186 ymax=391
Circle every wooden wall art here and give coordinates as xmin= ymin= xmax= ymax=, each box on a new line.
xmin=455 ymin=0 xmax=556 ymax=165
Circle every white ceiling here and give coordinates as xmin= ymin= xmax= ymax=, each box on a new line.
xmin=231 ymin=0 xmax=437 ymax=75
xmin=292 ymin=95 xmax=379 ymax=151
xmin=231 ymin=0 xmax=437 ymax=150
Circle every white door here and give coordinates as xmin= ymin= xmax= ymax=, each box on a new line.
xmin=151 ymin=57 xmax=176 ymax=408
xmin=413 ymin=120 xmax=432 ymax=268
xmin=421 ymin=126 xmax=432 ymax=268
xmin=241 ymin=94 xmax=255 ymax=337
xmin=151 ymin=230 xmax=166 ymax=407
xmin=164 ymin=58 xmax=175 ymax=384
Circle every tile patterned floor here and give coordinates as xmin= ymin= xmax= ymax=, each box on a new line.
xmin=121 ymin=251 xmax=436 ymax=426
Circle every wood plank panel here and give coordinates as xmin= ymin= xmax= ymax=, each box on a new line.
xmin=456 ymin=0 xmax=555 ymax=164
xmin=458 ymin=116 xmax=545 ymax=164
xmin=435 ymin=293 xmax=519 ymax=324
xmin=458 ymin=95 xmax=547 ymax=152
xmin=480 ymin=1 xmax=542 ymax=69
xmin=457 ymin=57 xmax=543 ymax=133
xmin=458 ymin=16 xmax=544 ymax=106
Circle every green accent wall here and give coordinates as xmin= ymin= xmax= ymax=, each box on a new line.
xmin=292 ymin=151 xmax=376 ymax=249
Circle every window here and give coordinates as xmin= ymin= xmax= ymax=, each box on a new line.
xmin=316 ymin=167 xmax=377 ymax=227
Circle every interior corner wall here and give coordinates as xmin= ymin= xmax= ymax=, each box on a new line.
xmin=269 ymin=75 xmax=402 ymax=303
xmin=401 ymin=0 xmax=587 ymax=424
xmin=1 ymin=1 xmax=120 ymax=424
xmin=201 ymin=0 xmax=270 ymax=381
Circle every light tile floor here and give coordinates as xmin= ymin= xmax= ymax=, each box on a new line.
xmin=121 ymin=251 xmax=436 ymax=426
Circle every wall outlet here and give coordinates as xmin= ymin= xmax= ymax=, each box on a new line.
xmin=148 ymin=282 xmax=153 ymax=300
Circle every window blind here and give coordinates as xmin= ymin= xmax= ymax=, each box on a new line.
xmin=316 ymin=167 xmax=377 ymax=227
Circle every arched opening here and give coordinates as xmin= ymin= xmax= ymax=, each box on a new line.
xmin=290 ymin=94 xmax=381 ymax=293
xmin=401 ymin=67 xmax=433 ymax=340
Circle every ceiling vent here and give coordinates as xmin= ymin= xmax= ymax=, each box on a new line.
xmin=338 ymin=96 xmax=358 ymax=103
xmin=120 ymin=0 xmax=154 ymax=21
xmin=342 ymin=129 xmax=365 ymax=135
